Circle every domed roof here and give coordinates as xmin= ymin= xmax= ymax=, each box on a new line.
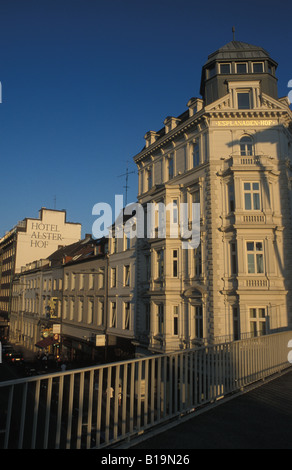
xmin=204 ymin=40 xmax=277 ymax=65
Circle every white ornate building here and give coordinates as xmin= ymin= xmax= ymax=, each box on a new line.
xmin=133 ymin=40 xmax=292 ymax=354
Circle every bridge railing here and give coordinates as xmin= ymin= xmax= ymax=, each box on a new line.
xmin=0 ymin=330 xmax=291 ymax=449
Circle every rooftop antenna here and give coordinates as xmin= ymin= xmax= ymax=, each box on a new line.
xmin=232 ymin=26 xmax=236 ymax=41
xmin=54 ymin=195 xmax=56 ymax=210
xmin=118 ymin=162 xmax=136 ymax=206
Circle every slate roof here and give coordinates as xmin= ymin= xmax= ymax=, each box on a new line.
xmin=204 ymin=40 xmax=276 ymax=65
xmin=47 ymin=236 xmax=107 ymax=267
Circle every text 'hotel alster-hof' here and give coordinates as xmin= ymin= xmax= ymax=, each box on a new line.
xmin=133 ymin=40 xmax=292 ymax=356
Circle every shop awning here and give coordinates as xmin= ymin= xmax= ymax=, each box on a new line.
xmin=35 ymin=337 xmax=56 ymax=349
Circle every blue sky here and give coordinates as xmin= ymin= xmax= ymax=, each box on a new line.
xmin=0 ymin=0 xmax=291 ymax=237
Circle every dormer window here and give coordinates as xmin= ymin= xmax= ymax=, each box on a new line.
xmin=220 ymin=63 xmax=231 ymax=74
xmin=236 ymin=63 xmax=247 ymax=74
xmin=208 ymin=64 xmax=216 ymax=78
xmin=253 ymin=62 xmax=264 ymax=73
xmin=237 ymin=91 xmax=251 ymax=109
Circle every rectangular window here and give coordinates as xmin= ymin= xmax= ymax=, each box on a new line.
xmin=238 ymin=92 xmax=251 ymax=109
xmin=124 ymin=265 xmax=130 ymax=287
xmin=78 ymin=298 xmax=84 ymax=322
xmin=111 ymin=267 xmax=117 ymax=288
xmin=70 ymin=297 xmax=75 ymax=321
xmin=168 ymin=156 xmax=174 ymax=179
xmin=193 ymin=143 xmax=200 ymax=167
xmin=194 ymin=244 xmax=202 ymax=277
xmin=157 ymin=250 xmax=164 ymax=278
xmin=64 ymin=273 xmax=69 ymax=290
xmin=250 ymin=307 xmax=266 ymax=337
xmin=111 ymin=301 xmax=117 ymax=328
xmin=173 ymin=249 xmax=178 ymax=277
xmin=79 ymin=274 xmax=84 ymax=290
xmin=172 ymin=199 xmax=178 ymax=225
xmin=112 ymin=237 xmax=117 ymax=254
xmin=236 ymin=63 xmax=247 ymax=74
xmin=173 ymin=305 xmax=179 ymax=336
xmin=63 ymin=298 xmax=68 ymax=319
xmin=240 ymin=137 xmax=253 ymax=156
xmin=228 ymin=183 xmax=235 ymax=212
xmin=124 ymin=302 xmax=130 ymax=330
xmin=71 ymin=273 xmax=76 ymax=290
xmin=148 ymin=168 xmax=152 ymax=190
xmin=253 ymin=62 xmax=264 ymax=73
xmin=233 ymin=307 xmax=240 ymax=341
xmin=194 ymin=306 xmax=203 ymax=339
xmin=99 ymin=267 xmax=105 ymax=289
xmin=247 ymin=241 xmax=264 ymax=274
xmin=98 ymin=299 xmax=104 ymax=326
xmin=88 ymin=298 xmax=94 ymax=324
xmin=220 ymin=63 xmax=231 ymax=74
xmin=89 ymin=273 xmax=94 ymax=290
xmin=230 ymin=242 xmax=237 ymax=275
xmin=125 ymin=234 xmax=131 ymax=250
xmin=244 ymin=182 xmax=260 ymax=210
xmin=184 ymin=146 xmax=188 ymax=171
xmin=158 ymin=304 xmax=164 ymax=334
xmin=208 ymin=64 xmax=216 ymax=78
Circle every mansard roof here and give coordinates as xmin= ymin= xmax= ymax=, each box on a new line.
xmin=204 ymin=40 xmax=277 ymax=65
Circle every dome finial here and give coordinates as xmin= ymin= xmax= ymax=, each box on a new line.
xmin=232 ymin=26 xmax=235 ymax=41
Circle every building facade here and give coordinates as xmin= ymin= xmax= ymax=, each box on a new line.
xmin=10 ymin=236 xmax=109 ymax=362
xmin=0 ymin=208 xmax=81 ymax=338
xmin=133 ymin=40 xmax=292 ymax=354
xmin=106 ymin=207 xmax=137 ymax=359
xmin=61 ymin=237 xmax=108 ymax=363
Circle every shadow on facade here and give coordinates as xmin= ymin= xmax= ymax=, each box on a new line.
xmin=225 ymin=124 xmax=292 ymax=333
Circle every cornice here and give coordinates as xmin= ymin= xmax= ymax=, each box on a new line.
xmin=133 ymin=96 xmax=292 ymax=164
xmin=133 ymin=111 xmax=207 ymax=163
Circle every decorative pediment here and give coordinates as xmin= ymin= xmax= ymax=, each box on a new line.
xmin=206 ymin=90 xmax=291 ymax=115
xmin=205 ymin=94 xmax=232 ymax=113
xmin=260 ymin=93 xmax=291 ymax=112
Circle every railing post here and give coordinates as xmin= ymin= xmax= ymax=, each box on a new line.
xmin=4 ymin=385 xmax=14 ymax=449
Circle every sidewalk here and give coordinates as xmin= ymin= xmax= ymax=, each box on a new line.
xmin=129 ymin=368 xmax=292 ymax=450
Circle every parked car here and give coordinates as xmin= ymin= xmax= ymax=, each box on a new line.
xmin=2 ymin=344 xmax=15 ymax=360
xmin=6 ymin=351 xmax=24 ymax=365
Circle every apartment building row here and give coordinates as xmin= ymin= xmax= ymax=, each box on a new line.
xmin=9 ymin=227 xmax=137 ymax=362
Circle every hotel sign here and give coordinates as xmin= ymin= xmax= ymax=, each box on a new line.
xmin=214 ymin=119 xmax=278 ymax=127
xmin=30 ymin=222 xmax=63 ymax=248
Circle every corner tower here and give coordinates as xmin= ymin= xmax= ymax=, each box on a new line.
xmin=200 ymin=40 xmax=278 ymax=106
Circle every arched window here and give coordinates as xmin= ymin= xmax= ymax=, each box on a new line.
xmin=240 ymin=135 xmax=253 ymax=156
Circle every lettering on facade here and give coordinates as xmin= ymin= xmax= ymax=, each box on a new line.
xmin=30 ymin=222 xmax=62 ymax=248
xmin=214 ymin=119 xmax=278 ymax=127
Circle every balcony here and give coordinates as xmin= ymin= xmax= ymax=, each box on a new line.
xmin=219 ymin=154 xmax=277 ymax=175
xmin=238 ymin=276 xmax=269 ymax=290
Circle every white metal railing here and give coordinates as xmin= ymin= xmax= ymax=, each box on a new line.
xmin=0 ymin=330 xmax=291 ymax=449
